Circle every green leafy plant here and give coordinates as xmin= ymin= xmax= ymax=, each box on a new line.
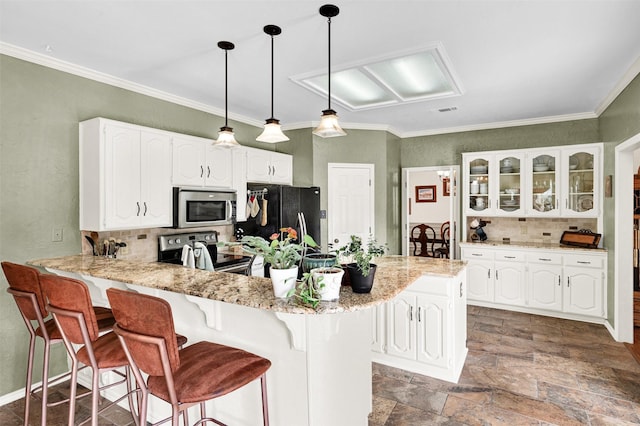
xmin=241 ymin=227 xmax=318 ymax=270
xmin=288 ymin=272 xmax=325 ymax=308
xmin=335 ymin=235 xmax=387 ymax=277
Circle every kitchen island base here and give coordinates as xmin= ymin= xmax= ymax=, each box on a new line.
xmin=46 ymin=270 xmax=373 ymax=426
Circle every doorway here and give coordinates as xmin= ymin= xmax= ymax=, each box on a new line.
xmin=614 ymin=131 xmax=640 ymax=345
xmin=401 ymin=165 xmax=460 ymax=258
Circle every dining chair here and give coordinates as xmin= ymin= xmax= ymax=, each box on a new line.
xmin=411 ymin=224 xmax=437 ymax=257
xmin=435 ymin=222 xmax=451 ymax=259
xmin=106 ymin=287 xmax=271 ymax=426
xmin=1 ymin=261 xmax=116 ymax=426
xmin=40 ymin=274 xmax=138 ymax=426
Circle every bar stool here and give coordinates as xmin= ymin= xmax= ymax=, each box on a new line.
xmin=39 ymin=273 xmax=138 ymax=426
xmin=106 ymin=287 xmax=272 ymax=426
xmin=1 ymin=261 xmax=116 ymax=426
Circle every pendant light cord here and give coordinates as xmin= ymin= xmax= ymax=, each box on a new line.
xmin=270 ymin=34 xmax=275 ymax=118
xmin=224 ymin=48 xmax=229 ymax=128
xmin=327 ymin=16 xmax=332 ymax=111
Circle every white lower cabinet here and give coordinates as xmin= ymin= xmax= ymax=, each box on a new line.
xmin=372 ymin=271 xmax=467 ymax=383
xmin=461 ymin=244 xmax=606 ymax=322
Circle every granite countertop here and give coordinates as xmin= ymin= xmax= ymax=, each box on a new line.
xmin=29 ymin=255 xmax=467 ymax=315
xmin=459 ymin=241 xmax=607 ymax=253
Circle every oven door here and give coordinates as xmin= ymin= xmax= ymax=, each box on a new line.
xmin=174 ymin=188 xmax=236 ymax=228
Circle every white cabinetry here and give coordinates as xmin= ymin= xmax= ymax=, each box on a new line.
xmin=463 ymin=143 xmax=602 ymax=220
xmin=80 ymin=118 xmax=173 ymax=231
xmin=172 ymin=135 xmax=232 ymax=188
xmin=461 ymin=244 xmax=607 ymax=322
xmin=231 ymin=147 xmax=248 ymax=222
xmin=372 ymin=271 xmax=467 ymax=383
xmin=246 ymin=147 xmax=292 ymax=184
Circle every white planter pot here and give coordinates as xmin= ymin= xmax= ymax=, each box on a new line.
xmin=311 ymin=267 xmax=344 ymax=302
xmin=270 ymin=266 xmax=298 ymax=298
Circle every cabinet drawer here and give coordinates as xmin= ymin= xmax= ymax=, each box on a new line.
xmin=493 ymin=251 xmax=526 ymax=262
xmin=563 ymin=253 xmax=605 ymax=268
xmin=409 ymin=275 xmax=451 ymax=296
xmin=526 ymin=252 xmax=562 ymax=265
xmin=461 ymin=248 xmax=494 ymax=261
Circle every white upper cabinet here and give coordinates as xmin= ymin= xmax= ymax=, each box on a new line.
xmin=172 ymin=135 xmax=232 ymax=188
xmin=246 ymin=147 xmax=292 ymax=185
xmin=463 ymin=143 xmax=602 ymax=219
xmin=80 ymin=118 xmax=173 ymax=231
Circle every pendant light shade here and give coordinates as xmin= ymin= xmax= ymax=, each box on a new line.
xmin=214 ymin=41 xmax=240 ymax=148
xmin=313 ymin=4 xmax=346 ymax=138
xmin=257 ymin=25 xmax=289 ymax=143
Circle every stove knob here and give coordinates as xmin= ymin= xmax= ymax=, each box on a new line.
xmin=175 ymin=238 xmax=181 ymax=245
xmin=168 ymin=239 xmax=175 ymax=245
xmin=204 ymin=235 xmax=210 ymax=240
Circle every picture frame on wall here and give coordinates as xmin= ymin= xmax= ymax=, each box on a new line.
xmin=416 ymin=185 xmax=437 ymax=203
xmin=443 ymin=177 xmax=451 ymax=197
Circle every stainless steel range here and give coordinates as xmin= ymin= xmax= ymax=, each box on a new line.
xmin=158 ymin=231 xmax=262 ymax=275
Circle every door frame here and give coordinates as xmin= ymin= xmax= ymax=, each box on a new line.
xmin=614 ymin=131 xmax=640 ymax=343
xmin=401 ymin=165 xmax=460 ymax=257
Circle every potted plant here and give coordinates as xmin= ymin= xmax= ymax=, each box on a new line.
xmin=288 ymin=272 xmax=324 ymax=308
xmin=241 ymin=227 xmax=318 ymax=298
xmin=335 ymin=235 xmax=387 ymax=293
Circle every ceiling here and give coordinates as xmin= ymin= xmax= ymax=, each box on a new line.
xmin=2 ymin=0 xmax=640 ymax=138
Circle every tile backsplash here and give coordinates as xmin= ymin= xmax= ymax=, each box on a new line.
xmin=81 ymin=226 xmax=234 ymax=263
xmin=465 ymin=216 xmax=599 ymax=245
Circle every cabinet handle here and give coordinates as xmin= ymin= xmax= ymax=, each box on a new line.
xmin=409 ymin=306 xmax=413 ymax=321
xmin=460 ymin=282 xmax=463 ymax=298
xmin=539 ymin=258 xmax=551 ymax=261
xmin=565 ymin=199 xmax=568 ymax=209
xmin=272 ymin=165 xmax=276 ymax=176
xmin=143 ymin=202 xmax=148 ymax=216
xmin=558 ymin=275 xmax=561 ymax=286
xmin=472 ymin=253 xmax=483 ymax=257
xmin=268 ymin=165 xmax=272 ymax=175
xmin=200 ymin=165 xmax=204 ymax=178
xmin=207 ymin=166 xmax=211 ymax=178
xmin=496 ymin=270 xmax=499 ymax=280
xmin=577 ymin=261 xmax=591 ymax=265
xmin=567 ymin=276 xmax=570 ymax=287
xmin=504 ymin=255 xmax=516 ymax=259
xmin=136 ymin=202 xmax=140 ymax=216
xmin=418 ymin=307 xmax=421 ymax=322
xmin=487 ymin=269 xmax=491 ymax=279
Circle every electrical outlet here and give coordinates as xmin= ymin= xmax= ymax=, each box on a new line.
xmin=520 ymin=226 xmax=527 ymax=235
xmin=52 ymin=228 xmax=63 ymax=242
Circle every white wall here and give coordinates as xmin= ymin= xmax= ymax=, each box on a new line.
xmin=408 ymin=171 xmax=450 ymax=225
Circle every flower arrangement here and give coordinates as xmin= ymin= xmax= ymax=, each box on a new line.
xmin=241 ymin=227 xmax=318 ymax=270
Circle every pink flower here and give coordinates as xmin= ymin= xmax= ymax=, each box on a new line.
xmin=269 ymin=233 xmax=280 ymax=241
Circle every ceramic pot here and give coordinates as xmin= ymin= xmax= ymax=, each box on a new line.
xmin=302 ymin=253 xmax=337 ymax=273
xmin=269 ymin=266 xmax=298 ymax=298
xmin=345 ymin=263 xmax=377 ymax=294
xmin=310 ymin=267 xmax=344 ymax=301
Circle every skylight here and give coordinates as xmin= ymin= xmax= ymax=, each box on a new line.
xmin=293 ymin=44 xmax=463 ymax=111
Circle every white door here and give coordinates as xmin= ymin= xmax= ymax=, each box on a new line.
xmin=140 ymin=131 xmax=173 ymax=227
xmin=205 ymin=145 xmax=232 ymax=188
xmin=327 ymin=163 xmax=374 ymax=251
xmin=385 ymin=293 xmax=416 ymax=360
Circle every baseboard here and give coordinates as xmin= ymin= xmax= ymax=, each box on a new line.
xmin=0 ymin=372 xmax=69 ymax=407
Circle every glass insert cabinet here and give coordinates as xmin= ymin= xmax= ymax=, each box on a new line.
xmin=463 ymin=144 xmax=601 ymax=218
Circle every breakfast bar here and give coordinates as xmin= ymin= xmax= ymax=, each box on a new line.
xmin=30 ymin=255 xmax=467 ymax=426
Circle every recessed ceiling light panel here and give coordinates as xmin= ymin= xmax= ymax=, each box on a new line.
xmin=293 ymin=43 xmax=463 ymax=111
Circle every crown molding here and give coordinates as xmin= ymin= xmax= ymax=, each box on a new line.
xmin=0 ymin=42 xmax=263 ymax=128
xmin=595 ymin=55 xmax=640 ymax=116
xmin=399 ymin=112 xmax=598 ymax=139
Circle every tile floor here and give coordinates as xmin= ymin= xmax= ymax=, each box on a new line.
xmin=1 ymin=306 xmax=639 ymax=425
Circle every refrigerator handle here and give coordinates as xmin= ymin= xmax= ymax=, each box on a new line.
xmin=298 ymin=212 xmax=309 ymax=262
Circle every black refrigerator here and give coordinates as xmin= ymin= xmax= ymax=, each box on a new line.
xmin=235 ymin=184 xmax=322 ymax=248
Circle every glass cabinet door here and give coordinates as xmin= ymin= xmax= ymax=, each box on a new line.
xmin=496 ymin=154 xmax=523 ymax=214
xmin=529 ymin=152 xmax=559 ymax=215
xmin=468 ymin=157 xmax=490 ymax=213
xmin=565 ymin=150 xmax=595 ymax=215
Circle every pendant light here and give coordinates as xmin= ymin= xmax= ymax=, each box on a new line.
xmin=313 ymin=4 xmax=346 ymax=138
xmin=257 ymin=25 xmax=289 ymax=143
xmin=214 ymin=41 xmax=240 ymax=148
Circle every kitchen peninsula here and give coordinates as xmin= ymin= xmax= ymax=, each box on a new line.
xmin=30 ymin=255 xmax=467 ymax=426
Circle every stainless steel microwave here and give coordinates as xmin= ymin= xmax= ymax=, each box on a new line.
xmin=173 ymin=187 xmax=236 ymax=228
